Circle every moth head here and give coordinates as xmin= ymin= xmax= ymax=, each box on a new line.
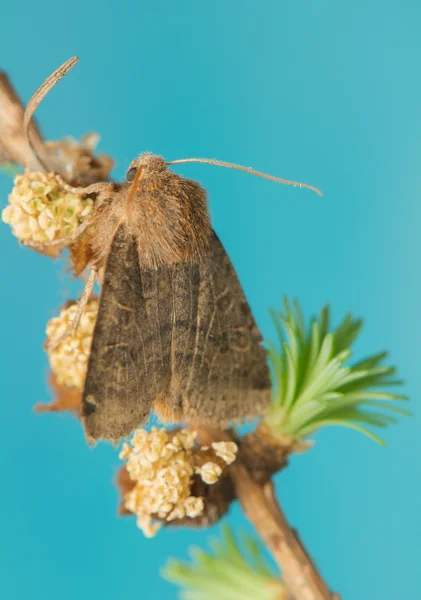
xmin=123 ymin=152 xmax=211 ymax=267
xmin=126 ymin=152 xmax=167 ymax=182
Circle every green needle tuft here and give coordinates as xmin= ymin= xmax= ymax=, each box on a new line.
xmin=163 ymin=525 xmax=286 ymax=600
xmin=265 ymin=298 xmax=409 ymax=445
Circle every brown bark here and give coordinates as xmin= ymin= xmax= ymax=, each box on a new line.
xmin=0 ymin=71 xmax=45 ymax=168
xmin=231 ymin=470 xmax=338 ymax=600
xmin=195 ymin=425 xmax=339 ymax=600
xmin=239 ymin=422 xmax=307 ymax=484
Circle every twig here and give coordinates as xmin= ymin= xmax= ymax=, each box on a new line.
xmin=0 ymin=72 xmax=45 ymax=169
xmin=229 ymin=464 xmax=338 ymax=600
xmin=194 ymin=424 xmax=339 ymax=600
xmin=239 ymin=422 xmax=311 ymax=484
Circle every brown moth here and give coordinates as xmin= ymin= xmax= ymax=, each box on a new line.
xmin=23 ymin=57 xmax=321 ymax=442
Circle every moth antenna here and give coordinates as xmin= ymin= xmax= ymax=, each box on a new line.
xmin=167 ymin=158 xmax=322 ymax=196
xmin=23 ymin=56 xmax=79 ymax=171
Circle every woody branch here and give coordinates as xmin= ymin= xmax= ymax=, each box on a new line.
xmin=196 ymin=425 xmax=338 ymax=600
xmin=0 ymin=72 xmax=45 ymax=167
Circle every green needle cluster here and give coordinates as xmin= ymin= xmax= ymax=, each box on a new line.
xmin=163 ymin=526 xmax=286 ymax=600
xmin=265 ymin=299 xmax=409 ymax=445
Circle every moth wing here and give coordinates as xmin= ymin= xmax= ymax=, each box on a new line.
xmin=157 ymin=232 xmax=271 ymax=425
xmin=82 ymin=225 xmax=173 ymax=441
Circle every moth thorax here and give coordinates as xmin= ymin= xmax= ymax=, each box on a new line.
xmin=131 ymin=175 xmax=212 ymax=268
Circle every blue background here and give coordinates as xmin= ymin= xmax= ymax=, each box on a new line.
xmin=0 ymin=2 xmax=420 ymax=598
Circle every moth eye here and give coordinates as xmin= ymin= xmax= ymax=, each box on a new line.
xmin=126 ymin=167 xmax=137 ymax=182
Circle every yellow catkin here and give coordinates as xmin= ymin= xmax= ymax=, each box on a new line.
xmin=120 ymin=428 xmax=238 ymax=538
xmin=2 ymin=171 xmax=93 ymax=243
xmin=46 ymin=300 xmax=99 ymax=389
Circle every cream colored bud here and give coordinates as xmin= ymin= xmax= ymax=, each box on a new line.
xmin=176 ymin=429 xmax=198 ymax=450
xmin=119 ymin=443 xmax=132 ymax=460
xmin=167 ymin=505 xmax=186 ymax=522
xmin=137 ymin=515 xmax=161 ymax=538
xmin=196 ymin=462 xmax=223 ymax=485
xmin=184 ymin=496 xmax=205 ymax=518
xmin=211 ymin=441 xmax=238 ymax=465
xmin=157 ymin=502 xmax=174 ymax=518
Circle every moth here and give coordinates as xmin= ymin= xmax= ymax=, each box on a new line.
xmin=24 ymin=57 xmax=321 ymax=442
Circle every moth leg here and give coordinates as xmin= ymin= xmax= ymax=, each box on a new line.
xmin=46 ymin=267 xmax=98 ymax=351
xmin=54 ymin=175 xmax=115 ymax=197
xmin=22 ymin=196 xmax=112 ymax=250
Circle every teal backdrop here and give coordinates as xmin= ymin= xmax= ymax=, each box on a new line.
xmin=0 ymin=2 xmax=420 ymax=599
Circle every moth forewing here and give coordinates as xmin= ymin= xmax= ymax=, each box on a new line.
xmin=153 ymin=232 xmax=272 ymax=428
xmin=82 ymin=224 xmax=174 ymax=441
